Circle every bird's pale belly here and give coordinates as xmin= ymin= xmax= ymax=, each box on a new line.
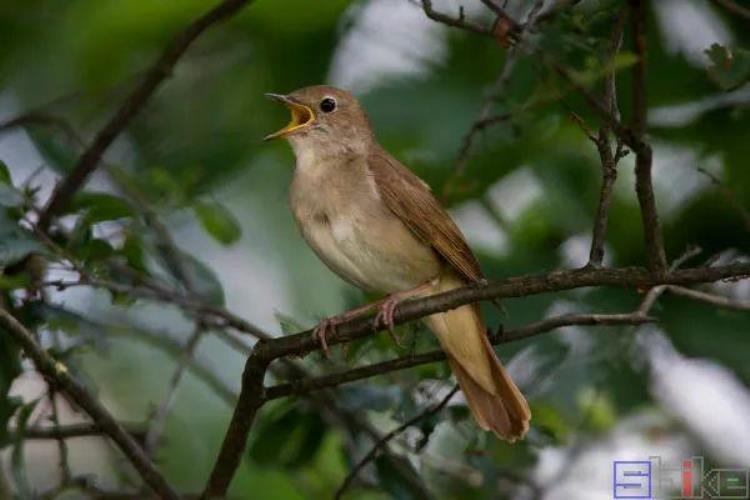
xmin=298 ymin=209 xmax=441 ymax=294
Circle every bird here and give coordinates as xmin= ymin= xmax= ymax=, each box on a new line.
xmin=264 ymin=85 xmax=530 ymax=441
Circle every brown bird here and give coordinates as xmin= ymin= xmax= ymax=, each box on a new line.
xmin=265 ymin=85 xmax=530 ymax=441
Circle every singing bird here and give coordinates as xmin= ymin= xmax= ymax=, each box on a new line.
xmin=265 ymin=85 xmax=530 ymax=441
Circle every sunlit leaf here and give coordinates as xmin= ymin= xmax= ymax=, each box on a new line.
xmin=577 ymin=388 xmax=617 ymax=433
xmin=532 ymin=403 xmax=571 ymax=444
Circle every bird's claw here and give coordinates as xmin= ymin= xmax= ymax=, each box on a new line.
xmin=312 ymin=317 xmax=341 ymax=357
xmin=374 ymin=297 xmax=404 ymax=348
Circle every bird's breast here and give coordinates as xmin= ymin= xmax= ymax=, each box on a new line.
xmin=289 ymin=157 xmax=440 ymax=294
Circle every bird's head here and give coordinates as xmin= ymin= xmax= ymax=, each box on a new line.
xmin=264 ymin=85 xmax=373 ymax=155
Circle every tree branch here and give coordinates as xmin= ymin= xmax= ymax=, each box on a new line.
xmin=586 ymin=8 xmax=628 ymax=267
xmin=36 ymin=0 xmax=254 ymax=230
xmin=419 ymin=0 xmax=492 ymax=37
xmin=45 ymin=275 xmax=271 ymax=340
xmin=263 ymin=311 xmax=653 ymax=401
xmin=20 ymin=422 xmax=145 ymax=443
xmin=204 ymin=263 xmax=749 ymax=495
xmin=260 ymin=264 xmax=750 ymax=361
xmin=665 ymin=285 xmax=750 ymax=311
xmin=202 ymin=348 xmax=269 ymax=499
xmin=0 ymin=308 xmax=179 ymax=500
xmin=628 ymin=0 xmax=667 ymax=274
xmin=451 ymin=0 xmax=546 ymax=178
xmin=144 ymin=322 xmax=208 ymax=457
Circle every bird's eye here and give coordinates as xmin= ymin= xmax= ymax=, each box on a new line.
xmin=320 ymin=97 xmax=336 ymax=113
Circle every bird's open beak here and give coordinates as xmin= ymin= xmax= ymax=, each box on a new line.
xmin=263 ymin=93 xmax=315 ymax=141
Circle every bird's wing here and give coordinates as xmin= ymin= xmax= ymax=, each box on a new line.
xmin=368 ymin=148 xmax=483 ymax=283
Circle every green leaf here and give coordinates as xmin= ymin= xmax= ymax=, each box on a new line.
xmin=178 ymin=251 xmax=225 ymax=306
xmin=78 ymin=238 xmax=115 ymax=262
xmin=532 ymin=403 xmax=571 ymax=443
xmin=0 ymin=274 xmax=30 ymax=291
xmin=247 ymin=404 xmax=328 ymax=469
xmin=11 ymin=399 xmax=38 ymax=499
xmin=0 ymin=217 xmax=45 ymax=268
xmin=612 ymin=52 xmax=639 ymax=72
xmin=24 ymin=127 xmax=78 ymax=174
xmin=273 ymin=311 xmax=306 ymax=336
xmin=193 ymin=201 xmax=241 ymax=245
xmin=69 ymin=192 xmax=135 ymax=223
xmin=577 ymin=388 xmax=616 ymax=433
xmin=375 ymin=454 xmax=432 ymax=500
xmin=0 ymin=332 xmax=22 ymax=448
xmin=0 ymin=184 xmax=24 ymax=207
xmin=0 ymin=160 xmax=12 ymax=185
xmin=121 ymin=233 xmax=147 ymax=273
xmin=705 ymin=43 xmax=750 ymax=90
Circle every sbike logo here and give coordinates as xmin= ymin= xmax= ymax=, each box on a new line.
xmin=613 ymin=456 xmax=749 ymax=499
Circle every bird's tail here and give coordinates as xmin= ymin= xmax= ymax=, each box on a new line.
xmin=421 ymin=273 xmax=530 ymax=441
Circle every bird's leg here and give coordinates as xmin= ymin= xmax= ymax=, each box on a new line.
xmin=312 ymin=299 xmax=387 ymax=357
xmin=374 ymin=279 xmax=437 ymax=347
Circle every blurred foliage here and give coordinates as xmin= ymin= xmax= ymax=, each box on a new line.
xmin=0 ymin=0 xmax=749 ymax=498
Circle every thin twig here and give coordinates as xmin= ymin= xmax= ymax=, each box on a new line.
xmin=42 ymin=303 xmax=239 ymax=406
xmin=20 ymin=422 xmax=146 ymax=442
xmin=586 ymin=8 xmax=628 ymax=267
xmin=451 ymin=0 xmax=546 ymax=178
xmin=697 ymin=167 xmax=750 ymax=233
xmin=711 ymin=0 xmax=750 ymax=20
xmin=628 ymin=0 xmax=668 ymax=274
xmin=44 ymin=276 xmax=271 ymax=340
xmin=0 ymin=308 xmax=179 ymax=500
xmin=419 ymin=0 xmax=492 ymax=37
xmin=0 ymin=113 xmax=85 ymax=147
xmin=452 ymin=63 xmax=519 ymax=177
xmin=143 ymin=322 xmax=208 ymax=457
xmin=48 ymin=391 xmax=73 ymax=484
xmin=669 ymin=245 xmax=703 ymax=272
xmin=665 ymin=285 xmax=750 ymax=311
xmin=334 ymin=386 xmax=460 ymax=500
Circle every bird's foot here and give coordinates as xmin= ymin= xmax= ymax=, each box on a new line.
xmin=312 ymin=303 xmax=379 ymax=357
xmin=374 ymin=296 xmax=404 ymax=347
xmin=312 ymin=316 xmax=343 ymax=357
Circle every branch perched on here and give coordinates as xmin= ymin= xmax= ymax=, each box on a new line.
xmin=203 ymin=262 xmax=750 ymax=497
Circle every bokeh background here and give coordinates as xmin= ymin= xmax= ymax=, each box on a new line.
xmin=1 ymin=0 xmax=749 ymax=498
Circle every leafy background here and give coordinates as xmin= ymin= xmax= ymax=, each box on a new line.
xmin=0 ymin=0 xmax=749 ymax=498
